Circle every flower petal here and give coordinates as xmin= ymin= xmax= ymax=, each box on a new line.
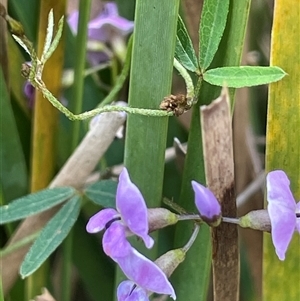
xmin=191 ymin=181 xmax=221 ymax=224
xmin=267 ymin=170 xmax=297 ymax=260
xmin=102 ymin=222 xmax=132 ymax=258
xmin=86 ymin=208 xmax=119 ymax=233
xmin=117 ymin=280 xmax=149 ymax=301
xmin=116 ymin=168 xmax=154 ymax=248
xmin=267 ymin=170 xmax=296 ymax=210
xmin=116 ymin=248 xmax=176 ymax=299
xmin=88 ymin=3 xmax=134 ymax=42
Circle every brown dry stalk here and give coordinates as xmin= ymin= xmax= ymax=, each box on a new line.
xmin=201 ymin=87 xmax=239 ymax=301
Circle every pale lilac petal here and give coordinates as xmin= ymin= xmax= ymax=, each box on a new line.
xmin=267 ymin=170 xmax=297 ymax=260
xmin=102 ymin=222 xmax=132 ymax=258
xmin=267 ymin=170 xmax=296 ymax=210
xmin=117 ymin=280 xmax=149 ymax=301
xmin=117 ymin=168 xmax=154 ymax=249
xmin=86 ymin=208 xmax=119 ymax=233
xmin=191 ymin=181 xmax=221 ymax=222
xmin=116 ymin=248 xmax=176 ymax=299
xmin=88 ymin=3 xmax=134 ymax=41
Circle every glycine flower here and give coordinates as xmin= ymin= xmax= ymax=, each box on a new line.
xmin=191 ymin=180 xmax=221 ymax=226
xmin=86 ymin=167 xmax=175 ymax=299
xmin=86 ymin=167 xmax=154 ymax=250
xmin=68 ymin=2 xmax=134 ymax=65
xmin=266 ymin=170 xmax=300 ymax=260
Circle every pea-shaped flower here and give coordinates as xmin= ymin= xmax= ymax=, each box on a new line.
xmin=86 ymin=168 xmax=175 ymax=299
xmin=266 ymin=170 xmax=300 ymax=260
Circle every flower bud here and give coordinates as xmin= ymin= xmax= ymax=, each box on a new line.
xmin=239 ymin=209 xmax=271 ymax=232
xmin=148 ymin=208 xmax=178 ymax=232
xmin=154 ymin=248 xmax=186 ymax=278
xmin=192 ymin=181 xmax=221 ymax=227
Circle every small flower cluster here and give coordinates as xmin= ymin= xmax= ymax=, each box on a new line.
xmin=86 ymin=167 xmax=299 ymax=299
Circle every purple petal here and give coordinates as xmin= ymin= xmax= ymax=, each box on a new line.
xmin=88 ymin=3 xmax=134 ymax=42
xmin=116 ymin=248 xmax=176 ymax=299
xmin=266 ymin=170 xmax=297 ymax=260
xmin=191 ymin=181 xmax=221 ymax=222
xmin=116 ymin=168 xmax=154 ymax=249
xmin=102 ymin=222 xmax=132 ymax=258
xmin=117 ymin=280 xmax=149 ymax=301
xmin=23 ymin=81 xmax=35 ymax=108
xmin=86 ymin=208 xmax=119 ymax=233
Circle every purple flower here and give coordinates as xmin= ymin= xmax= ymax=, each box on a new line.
xmin=191 ymin=180 xmax=221 ymax=226
xmin=68 ymin=2 xmax=134 ymax=65
xmin=86 ymin=168 xmax=154 ymax=249
xmin=266 ymin=170 xmax=300 ymax=260
xmin=86 ymin=168 xmax=175 ymax=299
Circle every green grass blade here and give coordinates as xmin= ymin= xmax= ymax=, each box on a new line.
xmin=0 ymin=68 xmax=28 ymax=202
xmin=199 ymin=0 xmax=229 ymax=70
xmin=118 ymin=0 xmax=180 ymax=293
xmin=264 ymin=0 xmax=300 ymax=299
xmin=124 ymin=0 xmax=179 ymax=226
xmin=20 ymin=195 xmax=81 ymax=278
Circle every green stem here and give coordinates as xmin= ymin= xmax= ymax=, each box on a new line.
xmin=70 ymin=0 xmax=92 ymax=148
xmin=98 ymin=35 xmax=133 ymax=107
xmin=173 ymin=58 xmax=195 ymax=101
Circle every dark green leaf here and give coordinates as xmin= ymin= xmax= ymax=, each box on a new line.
xmin=0 ymin=67 xmax=28 ymax=202
xmin=20 ymin=195 xmax=81 ymax=278
xmin=203 ymin=66 xmax=286 ymax=88
xmin=175 ymin=15 xmax=199 ymax=72
xmin=199 ymin=0 xmax=230 ymax=70
xmin=0 ymin=187 xmax=76 ymax=224
xmin=84 ymin=180 xmax=117 ymax=208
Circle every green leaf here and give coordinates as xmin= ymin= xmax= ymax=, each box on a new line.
xmin=199 ymin=0 xmax=229 ymax=70
xmin=203 ymin=66 xmax=286 ymax=88
xmin=0 ymin=187 xmax=76 ymax=224
xmin=20 ymin=195 xmax=81 ymax=278
xmin=175 ymin=15 xmax=199 ymax=72
xmin=84 ymin=180 xmax=117 ymax=208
